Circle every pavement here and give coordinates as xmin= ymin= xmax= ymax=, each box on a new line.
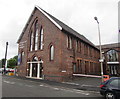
xmin=64 ymin=76 xmax=101 ymax=91
xmin=2 ymin=75 xmax=102 ymax=92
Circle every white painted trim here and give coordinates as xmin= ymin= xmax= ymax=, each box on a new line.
xmin=26 ymin=76 xmax=43 ymax=80
xmin=27 ymin=61 xmax=43 ymax=64
xmin=30 ymin=63 xmax=32 ymax=77
xmin=73 ymin=74 xmax=101 ymax=78
xmin=35 ymin=6 xmax=62 ymax=30
xmin=37 ymin=63 xmax=40 ymax=78
xmin=19 ymin=40 xmax=27 ymax=44
xmin=107 ymin=62 xmax=119 ymax=64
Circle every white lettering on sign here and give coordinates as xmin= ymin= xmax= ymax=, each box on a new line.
xmin=99 ymin=59 xmax=104 ymax=62
xmin=19 ymin=41 xmax=27 ymax=44
xmin=19 ymin=40 xmax=27 ymax=49
xmin=61 ymin=70 xmax=67 ymax=73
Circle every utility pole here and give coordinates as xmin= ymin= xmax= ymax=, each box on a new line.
xmin=4 ymin=42 xmax=8 ymax=75
xmin=94 ymin=17 xmax=104 ymax=82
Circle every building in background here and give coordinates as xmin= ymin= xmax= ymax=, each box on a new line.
xmin=99 ymin=43 xmax=120 ymax=76
xmin=0 ymin=60 xmax=2 ymax=68
xmin=17 ymin=6 xmax=100 ymax=82
xmin=118 ymin=1 xmax=120 ymax=43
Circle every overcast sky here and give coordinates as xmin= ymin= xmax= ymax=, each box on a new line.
xmin=0 ymin=0 xmax=119 ymax=60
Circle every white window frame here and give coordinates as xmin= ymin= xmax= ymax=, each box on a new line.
xmin=67 ymin=35 xmax=72 ymax=49
xmin=40 ymin=28 xmax=44 ymax=50
xmin=69 ymin=36 xmax=72 ymax=49
xmin=50 ymin=45 xmax=54 ymax=61
xmin=30 ymin=32 xmax=34 ymax=51
xmin=35 ymin=29 xmax=39 ymax=50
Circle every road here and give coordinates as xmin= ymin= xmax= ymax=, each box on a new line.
xmin=2 ymin=76 xmax=103 ymax=98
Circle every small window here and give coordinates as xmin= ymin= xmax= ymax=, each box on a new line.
xmin=86 ymin=46 xmax=88 ymax=55
xmin=79 ymin=42 xmax=81 ymax=53
xmin=67 ymin=35 xmax=72 ymax=49
xmin=76 ymin=40 xmax=81 ymax=52
xmin=69 ymin=37 xmax=72 ymax=49
xmin=50 ymin=45 xmax=54 ymax=61
xmin=21 ymin=51 xmax=24 ymax=63
xmin=18 ymin=53 xmax=21 ymax=65
xmin=76 ymin=40 xmax=78 ymax=51
xmin=90 ymin=47 xmax=92 ymax=57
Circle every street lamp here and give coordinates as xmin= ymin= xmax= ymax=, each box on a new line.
xmin=94 ymin=17 xmax=104 ymax=82
xmin=4 ymin=42 xmax=8 ymax=75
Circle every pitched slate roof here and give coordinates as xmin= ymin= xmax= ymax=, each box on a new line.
xmin=17 ymin=6 xmax=98 ymax=50
xmin=97 ymin=43 xmax=120 ymax=49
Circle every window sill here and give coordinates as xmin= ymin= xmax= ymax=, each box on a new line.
xmin=49 ymin=60 xmax=54 ymax=62
xmin=28 ymin=49 xmax=44 ymax=53
xmin=67 ymin=48 xmax=73 ymax=51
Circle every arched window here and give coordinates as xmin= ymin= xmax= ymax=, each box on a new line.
xmin=30 ymin=31 xmax=34 ymax=51
xmin=39 ymin=27 xmax=44 ymax=50
xmin=33 ymin=56 xmax=38 ymax=61
xmin=34 ymin=21 xmax=39 ymax=51
xmin=18 ymin=53 xmax=21 ymax=65
xmin=50 ymin=45 xmax=54 ymax=61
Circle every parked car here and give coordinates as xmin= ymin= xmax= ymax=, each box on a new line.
xmin=100 ymin=77 xmax=120 ymax=99
xmin=0 ymin=68 xmax=14 ymax=73
xmin=9 ymin=68 xmax=14 ymax=72
xmin=0 ymin=68 xmax=4 ymax=73
xmin=6 ymin=68 xmax=14 ymax=73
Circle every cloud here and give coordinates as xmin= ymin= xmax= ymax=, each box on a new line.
xmin=0 ymin=0 xmax=119 ymax=59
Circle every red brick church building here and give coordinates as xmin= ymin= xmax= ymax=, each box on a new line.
xmin=17 ymin=6 xmax=100 ymax=82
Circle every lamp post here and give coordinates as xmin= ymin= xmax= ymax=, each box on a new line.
xmin=94 ymin=17 xmax=104 ymax=82
xmin=4 ymin=42 xmax=8 ymax=75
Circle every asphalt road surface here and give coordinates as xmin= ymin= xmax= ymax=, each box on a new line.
xmin=2 ymin=76 xmax=103 ymax=98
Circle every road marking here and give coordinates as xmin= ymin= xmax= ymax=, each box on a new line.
xmin=60 ymin=88 xmax=90 ymax=95
xmin=3 ymin=80 xmax=15 ymax=84
xmin=18 ymin=83 xmax=24 ymax=86
xmin=72 ymin=89 xmax=90 ymax=95
xmin=53 ymin=88 xmax=60 ymax=90
xmin=3 ymin=79 xmax=33 ymax=88
xmin=25 ymin=85 xmax=33 ymax=87
xmin=16 ymin=79 xmax=20 ymax=80
xmin=62 ymin=82 xmax=79 ymax=86
xmin=38 ymin=84 xmax=90 ymax=96
xmin=39 ymin=84 xmax=44 ymax=87
xmin=81 ymin=84 xmax=99 ymax=88
xmin=29 ymin=81 xmax=34 ymax=82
